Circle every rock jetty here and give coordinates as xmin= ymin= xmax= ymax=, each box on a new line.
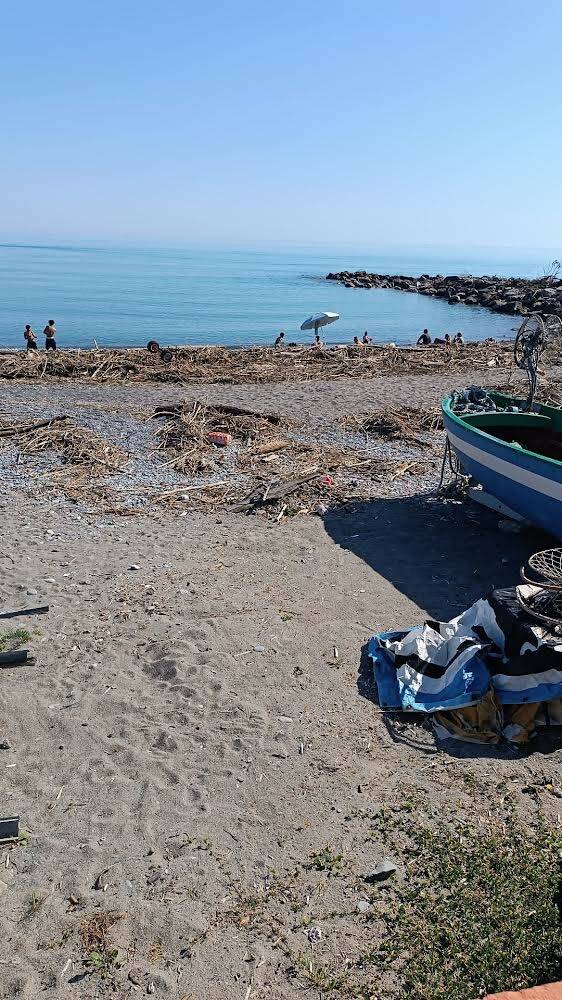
xmin=326 ymin=271 xmax=562 ymax=319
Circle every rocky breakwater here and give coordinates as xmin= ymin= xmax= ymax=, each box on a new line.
xmin=325 ymin=270 xmax=562 ymax=319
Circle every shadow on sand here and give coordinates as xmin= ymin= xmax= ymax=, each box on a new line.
xmin=325 ymin=491 xmax=561 ymax=758
xmin=324 ymin=491 xmax=547 ymax=622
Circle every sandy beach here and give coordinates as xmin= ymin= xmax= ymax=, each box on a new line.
xmin=1 ymin=360 xmax=562 ymax=999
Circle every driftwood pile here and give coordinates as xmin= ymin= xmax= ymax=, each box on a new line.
xmin=340 ymin=406 xmax=442 ymax=445
xmin=0 ymin=415 xmax=126 ymax=501
xmin=151 ymin=401 xmax=284 ymax=473
xmin=149 ymin=401 xmax=434 ymax=516
xmin=0 ymin=403 xmax=439 ymax=518
xmin=0 ymin=341 xmax=520 ymax=385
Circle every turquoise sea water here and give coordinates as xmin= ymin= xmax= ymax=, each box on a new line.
xmin=0 ymin=242 xmax=555 ymax=350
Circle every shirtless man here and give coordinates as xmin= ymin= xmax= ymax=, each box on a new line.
xmin=24 ymin=325 xmax=38 ymax=351
xmin=44 ymin=320 xmax=57 ymax=351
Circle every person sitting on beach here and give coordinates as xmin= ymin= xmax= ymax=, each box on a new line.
xmin=24 ymin=324 xmax=38 ymax=351
xmin=362 ymin=330 xmax=372 ymax=344
xmin=433 ymin=333 xmax=452 ymax=346
xmin=417 ymin=329 xmax=431 ymax=346
xmin=454 ymin=331 xmax=464 ymax=346
xmin=314 ymin=333 xmax=324 ymax=348
xmin=43 ymin=320 xmax=57 ymax=351
xmin=353 ymin=336 xmax=366 ymax=348
xmin=274 ymin=331 xmax=285 ymax=348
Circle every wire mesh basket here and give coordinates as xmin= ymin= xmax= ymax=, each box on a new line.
xmin=520 ymin=548 xmax=562 ymax=590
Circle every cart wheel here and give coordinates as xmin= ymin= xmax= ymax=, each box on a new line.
xmin=147 ymin=340 xmax=160 ymax=353
xmin=160 ymin=349 xmax=173 ymax=363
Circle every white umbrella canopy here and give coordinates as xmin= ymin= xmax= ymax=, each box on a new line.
xmin=300 ymin=312 xmax=340 ymax=335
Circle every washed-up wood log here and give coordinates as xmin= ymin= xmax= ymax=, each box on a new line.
xmin=152 ymin=402 xmax=282 ymax=424
xmin=0 ymin=415 xmax=70 ymax=437
xmin=229 ymin=468 xmax=322 ymax=513
xmin=0 ymin=650 xmax=34 ymax=666
xmin=0 ymin=605 xmax=49 ymax=619
xmin=253 ymin=439 xmax=291 ymax=455
xmin=153 ymin=481 xmax=229 ymax=501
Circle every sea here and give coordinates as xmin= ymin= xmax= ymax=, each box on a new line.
xmin=0 ymin=242 xmax=556 ymax=351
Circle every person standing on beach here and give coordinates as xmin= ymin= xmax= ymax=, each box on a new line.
xmin=24 ymin=325 xmax=38 ymax=351
xmin=43 ymin=320 xmax=57 ymax=351
xmin=362 ymin=331 xmax=372 ymax=344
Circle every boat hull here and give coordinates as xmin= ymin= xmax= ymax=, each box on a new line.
xmin=442 ymin=398 xmax=562 ymax=539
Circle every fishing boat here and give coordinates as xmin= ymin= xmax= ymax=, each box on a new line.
xmin=442 ymin=389 xmax=562 ymax=538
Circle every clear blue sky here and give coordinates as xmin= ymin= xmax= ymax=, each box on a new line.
xmin=2 ymin=0 xmax=561 ymax=247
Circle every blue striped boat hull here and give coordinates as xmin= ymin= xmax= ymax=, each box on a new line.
xmin=442 ymin=398 xmax=562 ymax=539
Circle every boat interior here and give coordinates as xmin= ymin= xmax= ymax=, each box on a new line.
xmin=462 ymin=407 xmax=562 ymax=463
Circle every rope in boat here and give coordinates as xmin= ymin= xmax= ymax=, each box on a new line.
xmin=438 ymin=436 xmax=462 ymax=490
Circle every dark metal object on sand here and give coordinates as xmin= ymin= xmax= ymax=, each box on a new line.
xmin=0 ymin=650 xmax=34 ymax=667
xmin=0 ymin=605 xmax=49 ymax=620
xmin=0 ymin=816 xmax=19 ymax=841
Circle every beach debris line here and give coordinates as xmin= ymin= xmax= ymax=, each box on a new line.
xmin=0 ymin=340 xmax=524 ymax=385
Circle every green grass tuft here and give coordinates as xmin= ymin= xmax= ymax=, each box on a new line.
xmin=0 ymin=628 xmax=32 ymax=651
xmin=374 ymin=819 xmax=562 ymax=1000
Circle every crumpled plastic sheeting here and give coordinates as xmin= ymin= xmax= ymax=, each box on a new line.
xmin=369 ymin=588 xmax=562 ymax=745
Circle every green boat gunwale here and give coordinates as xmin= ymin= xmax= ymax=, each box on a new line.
xmin=441 ymin=391 xmax=562 ymax=470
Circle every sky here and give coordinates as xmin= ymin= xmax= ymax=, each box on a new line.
xmin=1 ymin=0 xmax=561 ymax=247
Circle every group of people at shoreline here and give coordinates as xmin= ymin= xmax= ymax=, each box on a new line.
xmin=274 ymin=329 xmax=374 ymax=349
xmin=18 ymin=321 xmax=496 ymax=354
xmin=273 ymin=327 xmax=496 ymax=350
xmin=23 ymin=321 xmax=57 ymax=351
xmin=416 ymin=329 xmax=464 ymax=347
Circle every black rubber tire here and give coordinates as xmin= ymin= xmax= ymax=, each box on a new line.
xmin=147 ymin=340 xmax=160 ymax=353
xmin=160 ymin=349 xmax=173 ymax=363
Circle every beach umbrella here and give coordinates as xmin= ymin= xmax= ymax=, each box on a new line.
xmin=301 ymin=312 xmax=339 ymax=338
